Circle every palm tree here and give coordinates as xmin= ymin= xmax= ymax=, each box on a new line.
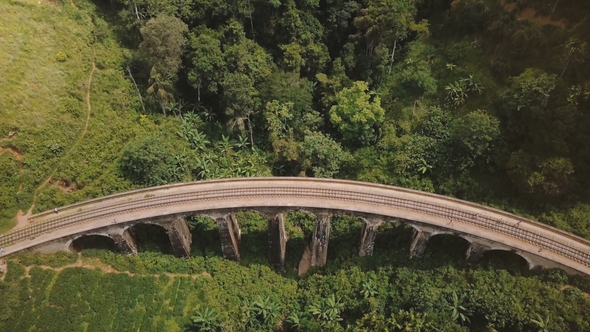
xmin=309 ymin=294 xmax=343 ymax=326
xmin=286 ymin=312 xmax=300 ymax=330
xmin=241 ymin=296 xmax=281 ymax=328
xmin=146 ymin=67 xmax=173 ymax=115
xmin=222 ymin=73 xmax=259 ymax=148
xmin=252 ymin=296 xmax=281 ymax=326
xmin=531 ymin=313 xmax=550 ymax=332
xmin=361 ymin=279 xmax=379 ymax=299
xmin=216 ymin=135 xmax=235 ymax=155
xmin=449 ymin=291 xmax=471 ymax=325
xmin=234 ymin=135 xmax=249 ymax=150
xmin=183 ymin=111 xmax=201 ymax=125
xmin=188 ymin=130 xmax=210 ymax=151
xmin=445 ymin=81 xmax=468 ymax=107
xmin=561 ymin=38 xmax=587 ymax=78
xmin=190 ymin=308 xmax=222 ymax=332
xmin=196 ymin=157 xmax=212 ymax=179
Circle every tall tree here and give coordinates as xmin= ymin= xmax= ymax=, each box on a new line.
xmin=560 ymin=38 xmax=587 ymax=78
xmin=507 ymin=151 xmax=575 ymax=198
xmin=353 ymin=0 xmax=416 ymax=54
xmin=501 ymin=68 xmax=557 ymax=145
xmin=139 ymin=14 xmax=188 ymax=79
xmin=301 ymin=131 xmax=350 ymax=178
xmin=329 ymin=81 xmax=385 ymax=146
xmin=120 ymin=135 xmax=188 ymax=186
xmin=146 ymin=67 xmax=174 ymax=114
xmin=224 ymin=35 xmax=274 ymax=84
xmin=260 ymin=71 xmax=318 ymax=135
xmin=449 ymin=110 xmax=500 ymax=170
xmin=187 ymin=28 xmax=225 ymax=101
xmin=221 ymin=72 xmax=260 ymax=147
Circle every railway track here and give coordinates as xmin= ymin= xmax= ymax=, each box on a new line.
xmin=1 ymin=178 xmax=589 ymax=270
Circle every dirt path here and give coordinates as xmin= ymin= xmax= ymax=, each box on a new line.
xmin=500 ymin=0 xmax=581 ymax=30
xmin=0 ymin=146 xmax=23 ymax=164
xmin=23 ymin=258 xmax=136 ymax=278
xmin=2 ymin=256 xmax=211 ymax=282
xmin=15 ymin=210 xmax=33 ymax=229
xmin=23 ymin=43 xmax=96 ymax=223
xmin=82 ymin=47 xmax=96 ymax=142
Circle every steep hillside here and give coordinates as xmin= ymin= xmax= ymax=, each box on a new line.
xmin=0 ymin=0 xmax=163 ymax=231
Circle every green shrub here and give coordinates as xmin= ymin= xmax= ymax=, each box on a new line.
xmin=55 ymin=51 xmax=67 ymax=62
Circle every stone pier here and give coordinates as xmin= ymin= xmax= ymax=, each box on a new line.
xmin=216 ymin=214 xmax=241 ymax=261
xmin=109 ymin=228 xmax=138 ymax=255
xmin=359 ymin=218 xmax=382 ymax=257
xmin=409 ymin=228 xmax=432 ymax=258
xmin=308 ymin=211 xmax=332 ymax=268
xmin=160 ymin=217 xmax=192 ymax=258
xmin=465 ymin=242 xmax=490 ymax=264
xmin=268 ymin=213 xmax=287 ymax=269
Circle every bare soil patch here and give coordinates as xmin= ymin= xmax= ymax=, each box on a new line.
xmin=50 ymin=178 xmax=77 ymax=193
xmin=0 ymin=146 xmax=23 ymax=161
xmin=517 ymin=7 xmax=568 ymax=28
xmin=500 ymin=0 xmax=579 ymax=30
xmin=7 ymin=256 xmax=212 ymax=281
xmin=15 ymin=208 xmax=33 ymax=229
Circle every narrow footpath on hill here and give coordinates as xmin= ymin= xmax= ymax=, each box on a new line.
xmin=0 ymin=255 xmax=211 ymax=282
xmin=17 ymin=28 xmax=97 ymax=229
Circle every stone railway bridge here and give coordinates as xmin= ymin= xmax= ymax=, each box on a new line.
xmin=1 ymin=178 xmax=590 ymax=276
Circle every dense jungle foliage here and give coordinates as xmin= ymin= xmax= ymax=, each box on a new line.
xmin=2 ymin=0 xmax=590 ymax=234
xmin=1 ymin=0 xmax=590 ymax=330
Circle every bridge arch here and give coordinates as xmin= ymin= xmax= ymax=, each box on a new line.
xmin=423 ymin=233 xmax=472 ymax=261
xmin=480 ymin=249 xmax=536 ymax=271
xmin=1 ymin=178 xmax=588 ymax=276
xmin=127 ymin=223 xmax=173 ymax=254
xmin=69 ymin=234 xmax=118 ymax=253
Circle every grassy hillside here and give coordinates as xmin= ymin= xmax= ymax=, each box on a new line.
xmin=0 ymin=0 xmax=177 ymax=231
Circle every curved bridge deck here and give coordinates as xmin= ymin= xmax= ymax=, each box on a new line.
xmin=2 ymin=178 xmax=590 ymax=275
